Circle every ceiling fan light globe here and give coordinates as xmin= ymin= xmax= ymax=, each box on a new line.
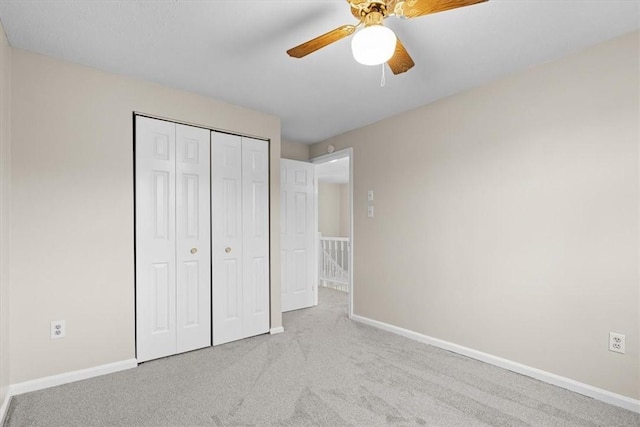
xmin=351 ymin=25 xmax=397 ymax=66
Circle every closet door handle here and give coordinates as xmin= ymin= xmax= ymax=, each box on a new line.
xmin=225 ymin=247 xmax=232 ymax=253
xmin=190 ymin=248 xmax=198 ymax=254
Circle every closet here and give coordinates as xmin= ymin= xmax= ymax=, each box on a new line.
xmin=135 ymin=117 xmax=270 ymax=362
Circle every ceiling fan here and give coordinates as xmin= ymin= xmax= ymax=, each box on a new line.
xmin=287 ymin=0 xmax=488 ymax=75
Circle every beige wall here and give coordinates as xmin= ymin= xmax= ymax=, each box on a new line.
xmin=0 ymin=21 xmax=11 ymax=405
xmin=9 ymin=49 xmax=282 ymax=384
xmin=319 ymin=182 xmax=350 ymax=238
xmin=311 ymin=32 xmax=640 ymax=399
xmin=281 ymin=139 xmax=309 ymax=161
xmin=339 ymin=184 xmax=349 ymax=238
xmin=318 ymin=182 xmax=341 ymax=237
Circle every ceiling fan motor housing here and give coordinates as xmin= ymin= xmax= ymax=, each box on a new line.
xmin=350 ymin=0 xmax=396 ymax=20
xmin=364 ymin=11 xmax=385 ymax=27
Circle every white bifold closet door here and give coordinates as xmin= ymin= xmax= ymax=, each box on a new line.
xmin=280 ymin=159 xmax=315 ymax=312
xmin=135 ymin=116 xmax=211 ymax=363
xmin=211 ymin=132 xmax=270 ymax=345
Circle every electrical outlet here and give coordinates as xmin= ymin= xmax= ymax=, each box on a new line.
xmin=51 ymin=320 xmax=66 ymax=340
xmin=609 ymin=332 xmax=625 ymax=354
xmin=367 ymin=206 xmax=374 ymax=218
xmin=367 ymin=190 xmax=374 ymax=202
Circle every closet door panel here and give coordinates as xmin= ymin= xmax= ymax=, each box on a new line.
xmin=242 ymin=137 xmax=270 ymax=337
xmin=212 ymin=132 xmax=244 ymax=345
xmin=135 ymin=117 xmax=177 ymax=362
xmin=176 ymin=124 xmax=211 ymax=353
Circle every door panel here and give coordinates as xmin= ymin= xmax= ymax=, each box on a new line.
xmin=281 ymin=159 xmax=315 ymax=312
xmin=224 ymin=259 xmax=240 ymax=319
xmin=184 ymin=261 xmax=199 ymax=325
xmin=294 ymin=250 xmax=306 ymax=292
xmin=175 ymin=124 xmax=211 ymax=354
xmin=212 ymin=133 xmax=270 ymax=344
xmin=295 ymin=192 xmax=307 ymax=234
xmin=212 ymin=132 xmax=244 ymax=345
xmin=242 ymin=137 xmax=270 ymax=337
xmin=151 ymin=262 xmax=171 ymax=332
xmin=153 ymin=171 xmax=170 ymax=239
xmin=135 ymin=117 xmax=177 ymax=362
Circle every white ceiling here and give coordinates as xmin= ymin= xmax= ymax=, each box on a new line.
xmin=0 ymin=1 xmax=637 ymax=145
xmin=316 ymin=157 xmax=350 ymax=184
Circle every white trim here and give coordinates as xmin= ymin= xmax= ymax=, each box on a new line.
xmin=269 ymin=326 xmax=284 ymax=335
xmin=313 ymin=169 xmax=319 ymax=307
xmin=9 ymin=358 xmax=137 ymax=397
xmin=347 ymin=150 xmax=353 ymax=319
xmin=0 ymin=358 xmax=137 ymax=424
xmin=0 ymin=392 xmax=10 ymax=426
xmin=310 ymin=150 xmax=350 ymax=165
xmin=351 ymin=314 xmax=640 ymax=414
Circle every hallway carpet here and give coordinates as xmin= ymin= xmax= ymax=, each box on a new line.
xmin=5 ymin=288 xmax=639 ymax=426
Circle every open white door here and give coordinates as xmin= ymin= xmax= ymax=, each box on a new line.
xmin=281 ymin=159 xmax=315 ymax=312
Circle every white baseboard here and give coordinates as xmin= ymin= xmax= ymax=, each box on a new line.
xmin=9 ymin=358 xmax=137 ymax=397
xmin=0 ymin=358 xmax=137 ymax=425
xmin=270 ymin=326 xmax=284 ymax=335
xmin=0 ymin=391 xmax=11 ymax=426
xmin=351 ymin=314 xmax=640 ymax=414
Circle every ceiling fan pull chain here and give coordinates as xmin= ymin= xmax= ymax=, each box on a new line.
xmin=380 ymin=64 xmax=386 ymax=87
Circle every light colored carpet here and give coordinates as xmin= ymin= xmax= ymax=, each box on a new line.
xmin=5 ymin=287 xmax=639 ymax=426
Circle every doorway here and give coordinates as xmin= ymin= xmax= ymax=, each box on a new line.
xmin=312 ymin=148 xmax=353 ymax=318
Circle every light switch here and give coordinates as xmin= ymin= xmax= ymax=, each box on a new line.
xmin=367 ymin=190 xmax=374 ymax=202
xmin=367 ymin=206 xmax=374 ymax=218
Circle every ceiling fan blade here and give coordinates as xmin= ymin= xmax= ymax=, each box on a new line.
xmin=387 ymin=39 xmax=415 ymax=75
xmin=287 ymin=25 xmax=357 ymax=58
xmin=400 ymin=0 xmax=488 ymax=19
